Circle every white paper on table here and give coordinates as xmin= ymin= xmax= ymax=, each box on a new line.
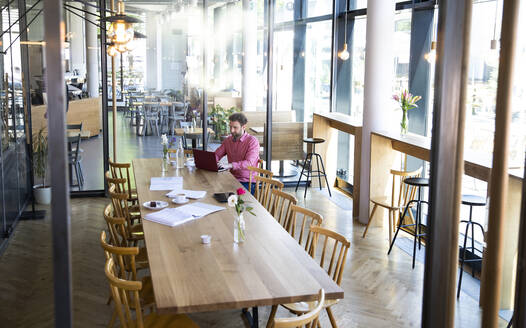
xmin=144 ymin=208 xmax=195 ymax=227
xmin=150 ymin=176 xmax=183 ymax=191
xmin=144 ymin=202 xmax=225 ymax=227
xmin=166 ymin=189 xmax=206 ymax=199
xmin=179 ymin=202 xmax=225 ymax=217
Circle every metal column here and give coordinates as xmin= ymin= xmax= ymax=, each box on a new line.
xmin=482 ymin=0 xmax=521 ymax=326
xmin=264 ymin=0 xmax=274 ymax=170
xmin=43 ymin=0 xmax=72 ymax=325
xmin=422 ymin=0 xmax=472 ymax=327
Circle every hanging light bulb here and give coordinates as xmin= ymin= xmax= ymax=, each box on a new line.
xmin=103 ymin=0 xmax=142 ymax=51
xmin=424 ymin=40 xmax=436 ymax=63
xmin=338 ymin=1 xmax=350 ymax=61
xmin=338 ymin=43 xmax=350 ymax=61
xmin=490 ymin=0 xmax=499 ymax=50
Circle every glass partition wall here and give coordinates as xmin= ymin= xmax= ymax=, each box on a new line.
xmin=0 ymin=0 xmax=33 ymax=250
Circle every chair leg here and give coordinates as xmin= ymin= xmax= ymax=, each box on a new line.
xmin=388 ymin=209 xmax=393 ymax=244
xmin=318 ymin=155 xmax=331 ymax=197
xmin=326 ymin=307 xmax=338 ymax=328
xmin=266 ymin=305 xmax=277 ymax=328
xmin=295 ymin=153 xmax=310 ymax=192
xmin=304 ymin=154 xmax=312 ymax=198
xmin=457 ymin=221 xmax=471 ymax=298
xmin=362 ymin=204 xmax=378 ymax=238
xmin=108 ymin=308 xmax=117 ymax=328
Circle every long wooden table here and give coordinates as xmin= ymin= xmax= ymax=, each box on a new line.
xmin=133 ymin=158 xmax=343 ymax=325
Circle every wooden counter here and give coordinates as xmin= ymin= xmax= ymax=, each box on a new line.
xmin=31 ymin=97 xmax=101 ymax=137
xmin=370 ymin=130 xmax=523 ymax=308
xmin=312 ymin=112 xmax=362 ymax=218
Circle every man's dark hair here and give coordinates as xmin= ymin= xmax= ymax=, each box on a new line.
xmin=229 ymin=112 xmax=248 ymax=125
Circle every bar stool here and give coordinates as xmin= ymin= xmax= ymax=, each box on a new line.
xmin=457 ymin=194 xmax=486 ymax=298
xmin=388 ymin=177 xmax=429 ymax=269
xmin=294 ymin=138 xmax=331 ymax=198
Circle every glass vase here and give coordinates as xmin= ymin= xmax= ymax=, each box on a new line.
xmin=161 ymin=152 xmax=169 ymax=173
xmin=400 ymin=110 xmax=409 ymax=136
xmin=233 ymin=213 xmax=246 ymax=243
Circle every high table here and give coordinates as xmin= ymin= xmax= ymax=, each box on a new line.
xmin=369 ymin=130 xmax=523 ymax=308
xmin=133 ymin=158 xmax=343 ymax=327
xmin=312 ymin=113 xmax=362 ymax=218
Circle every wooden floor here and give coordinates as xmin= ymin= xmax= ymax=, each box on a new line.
xmin=0 ymin=187 xmax=507 ymax=327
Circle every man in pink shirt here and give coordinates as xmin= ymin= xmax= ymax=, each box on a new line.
xmin=215 ymin=113 xmax=260 ymax=193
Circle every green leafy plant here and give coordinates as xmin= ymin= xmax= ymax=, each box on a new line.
xmin=209 ymin=104 xmax=240 ymax=137
xmin=32 ymin=127 xmax=48 ymax=186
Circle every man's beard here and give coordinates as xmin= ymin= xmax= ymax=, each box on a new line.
xmin=232 ymin=130 xmax=243 ymax=140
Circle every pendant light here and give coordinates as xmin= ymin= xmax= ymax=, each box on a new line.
xmin=103 ymin=0 xmax=142 ymax=55
xmin=337 ymin=0 xmax=350 ymax=61
xmin=490 ymin=0 xmax=499 ymax=49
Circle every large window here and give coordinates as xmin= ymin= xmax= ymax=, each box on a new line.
xmin=304 ymin=20 xmax=332 ymax=119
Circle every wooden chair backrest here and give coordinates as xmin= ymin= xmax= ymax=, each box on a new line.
xmin=309 ymin=226 xmax=350 ymax=286
xmin=254 ymin=176 xmax=283 ymax=210
xmin=100 ymin=230 xmax=139 ymax=281
xmin=273 ymin=289 xmax=325 ymax=328
xmin=389 ymin=167 xmax=422 ymax=209
xmin=108 ymin=184 xmax=135 ymax=237
xmin=105 ymin=258 xmax=144 ymax=328
xmin=109 ymin=159 xmax=135 ymax=200
xmin=269 ymin=189 xmax=297 ymax=231
xmin=248 ymin=166 xmax=273 ymax=194
xmin=289 ymin=205 xmax=323 ymax=252
xmin=105 ymin=171 xmax=127 ymax=194
xmin=103 ymin=203 xmax=128 ymax=248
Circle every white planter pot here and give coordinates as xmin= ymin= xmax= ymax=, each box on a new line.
xmin=33 ymin=184 xmax=51 ymax=205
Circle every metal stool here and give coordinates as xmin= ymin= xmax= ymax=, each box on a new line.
xmin=388 ymin=177 xmax=429 ymax=269
xmin=294 ymin=138 xmax=331 ymax=198
xmin=457 ymin=194 xmax=486 ymax=298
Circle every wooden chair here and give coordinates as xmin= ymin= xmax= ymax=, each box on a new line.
xmin=103 ymin=204 xmax=148 ymax=267
xmin=247 ymin=165 xmax=273 ymax=195
xmin=268 ymin=227 xmax=349 ymax=328
xmin=268 ymin=189 xmax=297 ymax=231
xmin=109 ymin=159 xmax=138 ymax=204
xmin=288 ymin=205 xmax=323 ymax=252
xmin=254 ymin=176 xmax=283 ymax=210
xmin=104 ymin=257 xmax=199 ymax=328
xmin=100 ymin=230 xmax=152 ymax=320
xmin=362 ymin=167 xmax=422 ymax=243
xmin=108 ymin=184 xmax=144 ymax=245
xmin=105 ymin=171 xmax=141 ymax=217
xmin=271 ymin=289 xmax=325 ymax=328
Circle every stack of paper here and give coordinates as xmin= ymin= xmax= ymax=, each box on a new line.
xmin=150 ymin=177 xmax=183 ymax=191
xmin=144 ymin=202 xmax=225 ymax=227
xmin=166 ymin=189 xmax=206 ymax=199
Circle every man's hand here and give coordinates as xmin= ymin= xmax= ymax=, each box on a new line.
xmin=219 ymin=163 xmax=233 ymax=170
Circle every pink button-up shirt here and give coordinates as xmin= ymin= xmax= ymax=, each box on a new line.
xmin=214 ymin=132 xmax=260 ymax=182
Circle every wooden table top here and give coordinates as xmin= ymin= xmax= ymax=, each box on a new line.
xmin=173 ymin=127 xmax=215 ymax=136
xmin=313 ymin=112 xmax=362 ymax=135
xmin=372 ymin=130 xmax=523 ymax=181
xmin=132 ymin=158 xmax=344 ymax=314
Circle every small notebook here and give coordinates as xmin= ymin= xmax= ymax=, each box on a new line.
xmin=144 ymin=202 xmax=225 ymax=227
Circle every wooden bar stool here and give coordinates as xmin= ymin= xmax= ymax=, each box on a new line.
xmin=388 ymin=177 xmax=429 ymax=269
xmin=294 ymin=138 xmax=331 ymax=198
xmin=457 ymin=194 xmax=486 ymax=298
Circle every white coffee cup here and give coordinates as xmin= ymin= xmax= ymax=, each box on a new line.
xmin=174 ymin=193 xmax=187 ymax=203
xmin=200 ymin=234 xmax=211 ymax=244
xmin=186 ymin=158 xmax=195 ymax=166
xmin=170 ymin=160 xmax=177 ymax=167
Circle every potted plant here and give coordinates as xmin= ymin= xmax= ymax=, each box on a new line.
xmin=209 ymin=104 xmax=240 ymax=140
xmin=32 ymin=127 xmax=51 ymax=204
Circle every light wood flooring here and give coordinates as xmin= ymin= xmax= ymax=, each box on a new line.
xmin=0 ymin=188 xmax=507 ymax=327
